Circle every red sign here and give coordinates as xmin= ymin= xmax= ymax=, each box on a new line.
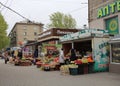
xmin=49 ymin=41 xmax=55 ymax=44
xmin=46 ymin=46 xmax=56 ymax=50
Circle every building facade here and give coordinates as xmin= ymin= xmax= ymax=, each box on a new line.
xmin=88 ymin=0 xmax=120 ymax=74
xmin=88 ymin=0 xmax=120 ymax=35
xmin=8 ymin=21 xmax=43 ymax=47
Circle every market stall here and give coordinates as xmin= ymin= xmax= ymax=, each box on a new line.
xmin=38 ymin=28 xmax=79 ymax=56
xmin=37 ymin=28 xmax=79 ymax=71
xmin=60 ymin=29 xmax=110 ymax=74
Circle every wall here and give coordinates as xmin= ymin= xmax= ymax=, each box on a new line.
xmin=17 ymin=25 xmax=38 ymax=41
xmin=9 ymin=22 xmax=43 ymax=47
xmin=109 ymin=64 xmax=120 ymax=74
xmin=89 ymin=0 xmax=120 ymax=31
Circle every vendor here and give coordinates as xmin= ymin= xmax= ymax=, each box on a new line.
xmin=18 ymin=49 xmax=22 ymax=59
xmin=33 ymin=48 xmax=38 ymax=65
xmin=76 ymin=51 xmax=82 ymax=59
xmin=70 ymin=49 xmax=77 ymax=61
xmin=59 ymin=48 xmax=65 ymax=66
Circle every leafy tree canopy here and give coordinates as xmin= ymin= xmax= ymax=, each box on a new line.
xmin=47 ymin=12 xmax=76 ymax=29
xmin=0 ymin=13 xmax=10 ymax=50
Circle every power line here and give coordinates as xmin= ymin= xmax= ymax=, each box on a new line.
xmin=68 ymin=5 xmax=87 ymax=13
xmin=0 ymin=1 xmax=32 ymax=22
xmin=0 ymin=0 xmax=9 ymax=12
xmin=2 ymin=0 xmax=14 ymax=15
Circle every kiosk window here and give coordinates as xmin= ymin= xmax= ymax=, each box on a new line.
xmin=111 ymin=43 xmax=120 ymax=63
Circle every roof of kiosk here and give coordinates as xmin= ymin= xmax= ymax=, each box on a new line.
xmin=38 ymin=28 xmax=79 ymax=42
xmin=109 ymin=35 xmax=120 ymax=43
xmin=60 ymin=29 xmax=109 ymax=42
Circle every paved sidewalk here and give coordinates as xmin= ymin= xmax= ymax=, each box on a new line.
xmin=0 ymin=59 xmax=120 ymax=86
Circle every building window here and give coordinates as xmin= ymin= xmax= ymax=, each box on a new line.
xmin=34 ymin=32 xmax=37 ymax=36
xmin=24 ymin=32 xmax=27 ymax=36
xmin=111 ymin=43 xmax=120 ymax=63
xmin=14 ymin=32 xmax=16 ymax=36
xmin=23 ymin=26 xmax=27 ymax=30
xmin=24 ymin=38 xmax=27 ymax=41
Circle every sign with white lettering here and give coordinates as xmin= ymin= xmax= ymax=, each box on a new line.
xmin=60 ymin=29 xmax=109 ymax=42
xmin=38 ymin=28 xmax=78 ymax=40
xmin=57 ymin=30 xmax=74 ymax=35
xmin=38 ymin=31 xmax=51 ymax=38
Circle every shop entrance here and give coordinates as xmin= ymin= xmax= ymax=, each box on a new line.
xmin=62 ymin=40 xmax=92 ymax=57
xmin=74 ymin=40 xmax=92 ymax=57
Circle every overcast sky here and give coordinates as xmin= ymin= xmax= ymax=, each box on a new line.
xmin=0 ymin=0 xmax=88 ymax=34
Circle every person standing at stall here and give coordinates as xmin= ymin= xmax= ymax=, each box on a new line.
xmin=59 ymin=48 xmax=65 ymax=66
xmin=14 ymin=49 xmax=18 ymax=58
xmin=4 ymin=51 xmax=10 ymax=64
xmin=70 ymin=48 xmax=77 ymax=61
xmin=33 ymin=48 xmax=38 ymax=65
xmin=18 ymin=49 xmax=22 ymax=59
xmin=11 ymin=50 xmax=14 ymax=58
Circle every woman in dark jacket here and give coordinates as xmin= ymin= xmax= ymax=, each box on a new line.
xmin=34 ymin=49 xmax=38 ymax=58
xmin=18 ymin=49 xmax=22 ymax=59
xmin=33 ymin=48 xmax=38 ymax=65
xmin=70 ymin=49 xmax=77 ymax=61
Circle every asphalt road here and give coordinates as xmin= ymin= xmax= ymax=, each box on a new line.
xmin=0 ymin=59 xmax=120 ymax=86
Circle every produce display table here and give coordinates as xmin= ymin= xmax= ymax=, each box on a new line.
xmin=55 ymin=64 xmax=60 ymax=70
xmin=25 ymin=58 xmax=33 ymax=62
xmin=19 ymin=60 xmax=32 ymax=66
xmin=36 ymin=58 xmax=41 ymax=62
xmin=77 ymin=63 xmax=93 ymax=74
xmin=36 ymin=62 xmax=42 ymax=68
xmin=44 ymin=66 xmax=50 ymax=71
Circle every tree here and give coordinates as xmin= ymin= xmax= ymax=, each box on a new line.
xmin=47 ymin=12 xmax=76 ymax=29
xmin=0 ymin=13 xmax=10 ymax=50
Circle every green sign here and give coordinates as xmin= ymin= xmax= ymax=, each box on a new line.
xmin=60 ymin=29 xmax=109 ymax=42
xmin=43 ymin=44 xmax=62 ymax=48
xmin=97 ymin=0 xmax=120 ymax=18
xmin=106 ymin=17 xmax=119 ymax=35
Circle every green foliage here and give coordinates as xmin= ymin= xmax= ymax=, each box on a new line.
xmin=47 ymin=12 xmax=76 ymax=29
xmin=0 ymin=13 xmax=10 ymax=50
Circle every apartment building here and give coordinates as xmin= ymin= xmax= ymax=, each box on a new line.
xmin=8 ymin=21 xmax=44 ymax=47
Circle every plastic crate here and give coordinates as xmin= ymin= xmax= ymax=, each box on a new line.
xmin=69 ymin=68 xmax=78 ymax=75
xmin=44 ymin=66 xmax=50 ymax=71
xmin=88 ymin=62 xmax=94 ymax=73
xmin=77 ymin=64 xmax=84 ymax=74
xmin=83 ymin=63 xmax=88 ymax=74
